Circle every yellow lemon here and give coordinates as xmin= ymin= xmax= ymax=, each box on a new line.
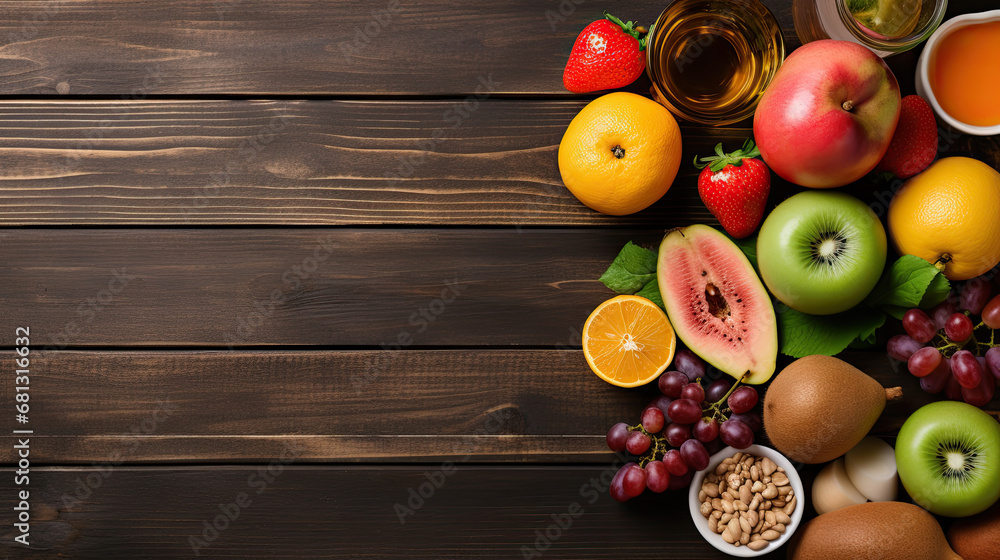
xmin=888 ymin=157 xmax=1000 ymax=280
xmin=583 ymin=295 xmax=676 ymax=387
xmin=558 ymin=92 xmax=682 ymax=216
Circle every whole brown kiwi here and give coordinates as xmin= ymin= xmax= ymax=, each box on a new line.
xmin=763 ymin=355 xmax=901 ymax=464
xmin=788 ymin=501 xmax=960 ymax=560
xmin=948 ymin=501 xmax=1000 ymax=559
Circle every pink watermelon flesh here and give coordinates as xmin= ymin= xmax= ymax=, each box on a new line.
xmin=658 ymin=225 xmax=777 ymax=384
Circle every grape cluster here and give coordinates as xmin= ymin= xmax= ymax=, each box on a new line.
xmin=605 ymin=348 xmax=761 ymax=502
xmin=888 ymin=275 xmax=1000 ymax=406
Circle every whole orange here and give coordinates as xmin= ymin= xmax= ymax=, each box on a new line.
xmin=888 ymin=157 xmax=1000 ymax=280
xmin=558 ymin=92 xmax=682 ymax=215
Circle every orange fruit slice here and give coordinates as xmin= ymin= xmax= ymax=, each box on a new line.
xmin=583 ymin=295 xmax=677 ymax=387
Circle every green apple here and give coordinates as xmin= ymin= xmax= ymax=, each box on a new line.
xmin=896 ymin=401 xmax=1000 ymax=517
xmin=756 ymin=191 xmax=886 ymax=315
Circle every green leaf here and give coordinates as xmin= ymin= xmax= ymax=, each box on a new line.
xmin=865 ymin=255 xmax=950 ymax=317
xmin=919 ymin=272 xmax=951 ymax=308
xmin=636 ymin=278 xmax=664 ymax=309
xmin=848 ymin=336 xmax=880 ymax=350
xmin=856 ymin=309 xmax=886 ymax=345
xmin=778 ymin=304 xmax=886 ymax=358
xmin=599 ymin=242 xmax=658 ymax=294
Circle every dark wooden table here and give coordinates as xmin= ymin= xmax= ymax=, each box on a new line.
xmin=0 ymin=1 xmax=997 ymax=558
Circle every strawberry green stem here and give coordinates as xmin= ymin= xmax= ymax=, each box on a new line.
xmin=694 ymin=139 xmax=761 ymax=173
xmin=603 ymin=11 xmax=647 ymax=51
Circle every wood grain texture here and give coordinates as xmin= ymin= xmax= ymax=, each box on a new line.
xmin=2 ymin=465 xmax=787 ymax=559
xmin=0 ymin=98 xmax=996 ymax=225
xmin=0 ymin=0 xmax=796 ymax=96
xmin=0 ymin=349 xmax=629 ymax=463
xmin=0 ymin=99 xmax=730 ymax=226
xmin=1 ymin=349 xmax=993 ymax=463
xmin=6 ymin=228 xmax=1000 ymax=349
xmin=1 ymin=0 xmax=991 ymax=97
xmin=0 ymin=228 xmax=643 ymax=347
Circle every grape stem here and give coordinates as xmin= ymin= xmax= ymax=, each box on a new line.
xmin=626 ymin=372 xmax=749 ymax=466
xmin=700 ymin=372 xmax=748 ymax=423
xmin=935 ymin=322 xmax=1000 ymax=357
xmin=628 ymin=423 xmax=667 ymax=467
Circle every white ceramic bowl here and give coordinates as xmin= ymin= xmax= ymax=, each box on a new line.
xmin=916 ymin=9 xmax=1000 ymax=136
xmin=688 ymin=445 xmax=805 ymax=557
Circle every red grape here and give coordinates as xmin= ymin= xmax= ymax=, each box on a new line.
xmin=945 ymin=313 xmax=974 ymax=342
xmin=693 ymin=417 xmax=719 ymax=443
xmin=641 ymin=407 xmax=665 ymax=433
xmin=945 ymin=374 xmax=965 ymax=401
xmin=681 ymin=382 xmax=706 ymax=402
xmin=704 ymin=438 xmax=723 ymax=456
xmin=887 ymin=334 xmax=924 ymax=362
xmin=622 ymin=463 xmax=647 ymax=497
xmin=667 ymin=469 xmax=694 ymax=490
xmin=705 ymin=379 xmax=732 ymax=403
xmin=986 ymin=347 xmax=1000 ymax=381
xmin=961 ymin=276 xmax=993 ymax=314
xmin=665 ymin=422 xmax=691 ymax=447
xmin=626 ymin=430 xmax=651 ymax=455
xmin=644 ymin=460 xmax=670 ymax=493
xmin=728 ymin=386 xmax=758 ymax=414
xmin=662 ymin=449 xmax=689 ymax=476
xmin=680 ymin=439 xmax=710 ymax=471
xmin=673 ymin=348 xmax=706 ymax=382
xmin=907 ymin=346 xmax=943 ymax=377
xmin=606 ymin=422 xmax=630 ymax=452
xmin=719 ymin=419 xmax=754 ymax=449
xmin=667 ymin=398 xmax=702 ymax=424
xmin=647 ymin=395 xmax=673 ymax=418
xmin=930 ymin=299 xmax=957 ymax=330
xmin=952 ymin=350 xmax=984 ymax=389
xmin=729 ymin=411 xmax=761 ymax=433
xmin=658 ymin=371 xmax=688 ymax=398
xmin=902 ymin=309 xmax=937 ymax=343
xmin=983 ymin=294 xmax=1000 ymax=329
xmin=920 ymin=358 xmax=951 ymax=394
xmin=962 ymin=369 xmax=996 ymax=406
xmin=610 ymin=464 xmax=630 ymax=502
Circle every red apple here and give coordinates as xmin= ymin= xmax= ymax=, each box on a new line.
xmin=753 ymin=40 xmax=901 ymax=188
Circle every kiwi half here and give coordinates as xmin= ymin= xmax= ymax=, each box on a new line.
xmin=757 ymin=191 xmax=887 ymax=316
xmin=896 ymin=401 xmax=1000 ymax=518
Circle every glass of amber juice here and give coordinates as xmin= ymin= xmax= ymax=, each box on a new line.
xmin=646 ymin=0 xmax=785 ymax=126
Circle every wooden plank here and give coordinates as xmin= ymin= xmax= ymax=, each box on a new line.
xmin=0 ymin=0 xmax=797 ymax=96
xmin=0 ymin=99 xmax=732 ymax=226
xmin=0 ymin=349 xmax=635 ymax=463
xmin=2 ymin=0 xmax=993 ymax=97
xmin=11 ymin=228 xmax=1000 ymax=349
xmin=0 ymin=228 xmax=644 ymax=347
xmin=1 ymin=100 xmax=997 ymax=227
xmin=0 ymin=349 xmax=992 ymax=463
xmin=2 ymin=0 xmax=992 ymax=97
xmin=2 ymin=465 xmax=786 ymax=558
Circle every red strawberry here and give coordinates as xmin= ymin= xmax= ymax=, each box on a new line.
xmin=695 ymin=140 xmax=771 ymax=239
xmin=874 ymin=95 xmax=938 ymax=179
xmin=563 ymin=12 xmax=646 ymax=94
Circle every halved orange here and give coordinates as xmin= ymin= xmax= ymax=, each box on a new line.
xmin=583 ymin=295 xmax=676 ymax=387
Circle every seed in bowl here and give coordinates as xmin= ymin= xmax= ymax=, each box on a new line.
xmin=700 ymin=452 xmax=796 ymax=551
